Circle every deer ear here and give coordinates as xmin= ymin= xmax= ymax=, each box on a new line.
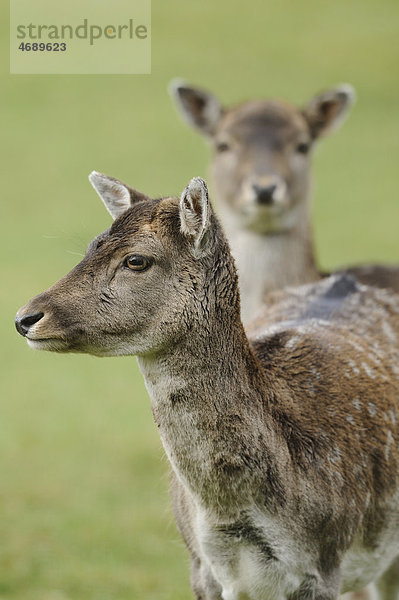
xmin=179 ymin=177 xmax=211 ymax=256
xmin=89 ymin=171 xmax=150 ymax=220
xmin=169 ymin=80 xmax=223 ymax=137
xmin=302 ymin=84 xmax=356 ymax=139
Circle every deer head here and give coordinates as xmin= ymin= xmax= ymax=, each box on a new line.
xmin=15 ymin=173 xmax=237 ymax=357
xmin=170 ymin=82 xmax=355 ymax=234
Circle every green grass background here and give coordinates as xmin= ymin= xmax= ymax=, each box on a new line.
xmin=1 ymin=0 xmax=399 ymax=598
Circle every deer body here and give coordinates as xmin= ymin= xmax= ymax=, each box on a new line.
xmin=171 ymin=83 xmax=399 ymax=324
xmin=142 ymin=296 xmax=399 ymax=600
xmin=145 ymin=278 xmax=399 ymax=600
xmin=15 ymin=174 xmax=399 ymax=600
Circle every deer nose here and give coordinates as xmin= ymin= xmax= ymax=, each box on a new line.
xmin=15 ymin=312 xmax=44 ymax=337
xmin=252 ymin=183 xmax=277 ymax=205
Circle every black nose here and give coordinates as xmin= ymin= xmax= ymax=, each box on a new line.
xmin=15 ymin=312 xmax=44 ymax=337
xmin=253 ymin=184 xmax=277 ymax=205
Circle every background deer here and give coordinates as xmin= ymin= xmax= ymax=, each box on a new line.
xmin=16 ymin=173 xmax=399 ymax=600
xmin=170 ymin=82 xmax=399 ymax=324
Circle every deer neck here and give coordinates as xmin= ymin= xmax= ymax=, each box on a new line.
xmin=137 ymin=309 xmax=283 ymax=517
xmin=218 ymin=202 xmax=320 ymax=325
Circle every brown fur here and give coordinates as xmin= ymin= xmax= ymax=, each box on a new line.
xmin=16 ymin=175 xmax=399 ymax=600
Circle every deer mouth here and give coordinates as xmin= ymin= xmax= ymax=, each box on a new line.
xmin=26 ymin=336 xmax=70 ymax=352
xmin=240 ymin=203 xmax=292 ymax=234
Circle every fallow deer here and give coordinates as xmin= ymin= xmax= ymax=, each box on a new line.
xmin=170 ymin=82 xmax=399 ymax=324
xmin=15 ymin=173 xmax=399 ymax=600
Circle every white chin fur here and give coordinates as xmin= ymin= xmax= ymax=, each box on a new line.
xmin=240 ymin=203 xmax=296 ymax=234
xmin=26 ymin=338 xmax=68 ymax=352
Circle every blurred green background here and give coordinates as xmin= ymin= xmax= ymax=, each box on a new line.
xmin=1 ymin=0 xmax=398 ymax=598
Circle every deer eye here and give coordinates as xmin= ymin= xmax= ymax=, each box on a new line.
xmin=124 ymin=255 xmax=152 ymax=272
xmin=296 ymin=142 xmax=310 ymax=155
xmin=216 ymin=141 xmax=230 ymax=153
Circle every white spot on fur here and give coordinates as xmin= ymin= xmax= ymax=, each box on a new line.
xmin=347 ymin=359 xmax=360 ymax=375
xmin=354 ymin=464 xmax=362 ymax=477
xmin=367 ymin=403 xmax=377 ymax=417
xmin=311 ymin=367 xmax=321 ymax=381
xmin=381 ymin=320 xmax=397 ymax=344
xmin=385 ymin=431 xmax=394 ymax=460
xmin=286 ymin=336 xmax=301 ymax=349
xmin=333 ymin=470 xmax=344 ymax=487
xmin=328 ymin=447 xmax=342 ymax=464
xmin=347 ymin=339 xmax=366 ymax=355
xmin=361 ymin=362 xmax=376 ymax=379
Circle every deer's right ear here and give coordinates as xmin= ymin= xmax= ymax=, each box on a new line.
xmin=169 ymin=80 xmax=223 ymax=137
xmin=179 ymin=177 xmax=211 ymax=256
xmin=89 ymin=171 xmax=150 ymax=220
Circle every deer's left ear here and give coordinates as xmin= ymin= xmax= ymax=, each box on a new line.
xmin=89 ymin=171 xmax=151 ymax=220
xmin=302 ymin=84 xmax=356 ymax=139
xmin=179 ymin=177 xmax=211 ymax=256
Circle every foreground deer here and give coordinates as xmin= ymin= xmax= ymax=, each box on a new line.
xmin=170 ymin=82 xmax=399 ymax=323
xmin=16 ymin=174 xmax=399 ymax=600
